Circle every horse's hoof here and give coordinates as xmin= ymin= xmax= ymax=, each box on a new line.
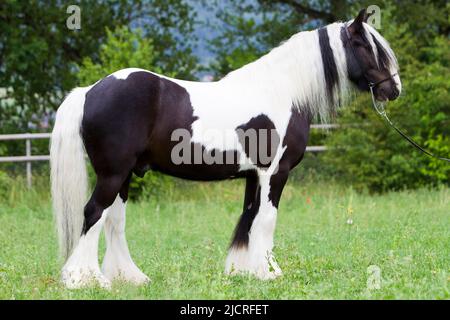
xmin=61 ymin=268 xmax=111 ymax=289
xmin=102 ymin=266 xmax=150 ymax=286
xmin=116 ymin=272 xmax=150 ymax=286
xmin=128 ymin=273 xmax=151 ymax=285
xmin=256 ymin=269 xmax=283 ymax=280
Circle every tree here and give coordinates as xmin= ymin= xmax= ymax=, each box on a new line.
xmin=136 ymin=0 xmax=199 ymax=80
xmin=0 ymin=1 xmax=140 ymax=127
xmin=0 ymin=0 xmax=198 ymax=130
xmin=258 ymin=0 xmax=354 ymax=23
xmin=77 ymin=26 xmax=162 ymax=86
xmin=205 ymin=0 xmax=365 ymax=78
xmin=204 ymin=0 xmax=299 ymax=78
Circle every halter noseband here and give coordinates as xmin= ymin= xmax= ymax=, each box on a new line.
xmin=344 ymin=24 xmax=397 ymax=90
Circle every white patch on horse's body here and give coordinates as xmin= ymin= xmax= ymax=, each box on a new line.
xmin=61 ymin=214 xmax=110 ymax=289
xmin=102 ymin=196 xmax=149 ymax=284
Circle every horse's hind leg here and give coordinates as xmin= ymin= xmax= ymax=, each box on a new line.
xmin=61 ymin=174 xmax=127 ymax=289
xmin=102 ymin=174 xmax=150 ymax=285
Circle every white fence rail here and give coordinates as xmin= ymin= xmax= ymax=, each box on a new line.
xmin=0 ymin=124 xmax=336 ymax=187
xmin=0 ymin=133 xmax=51 ymax=188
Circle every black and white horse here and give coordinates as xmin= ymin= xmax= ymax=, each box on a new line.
xmin=50 ymin=9 xmax=401 ymax=288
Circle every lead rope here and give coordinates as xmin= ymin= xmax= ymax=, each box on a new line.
xmin=369 ymin=86 xmax=450 ymax=162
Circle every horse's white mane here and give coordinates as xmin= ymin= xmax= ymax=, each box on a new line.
xmin=364 ymin=23 xmax=399 ymax=71
xmin=220 ymin=21 xmax=398 ymax=123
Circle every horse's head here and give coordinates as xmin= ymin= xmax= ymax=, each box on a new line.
xmin=344 ymin=9 xmax=401 ymax=102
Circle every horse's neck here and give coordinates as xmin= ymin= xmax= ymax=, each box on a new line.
xmin=220 ymin=23 xmax=349 ymax=122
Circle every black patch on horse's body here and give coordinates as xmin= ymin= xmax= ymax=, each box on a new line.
xmin=318 ymin=27 xmax=339 ymax=106
xmin=236 ymin=114 xmax=280 ymax=169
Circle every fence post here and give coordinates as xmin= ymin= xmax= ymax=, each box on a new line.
xmin=26 ymin=138 xmax=32 ymax=188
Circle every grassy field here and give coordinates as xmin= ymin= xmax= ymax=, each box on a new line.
xmin=0 ymin=178 xmax=448 ymax=299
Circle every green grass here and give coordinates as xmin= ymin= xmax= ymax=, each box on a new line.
xmin=0 ymin=178 xmax=448 ymax=299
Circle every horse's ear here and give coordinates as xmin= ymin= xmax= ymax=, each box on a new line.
xmin=349 ymin=9 xmax=367 ymax=33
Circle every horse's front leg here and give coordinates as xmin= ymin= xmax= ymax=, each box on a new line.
xmin=226 ymin=167 xmax=289 ymax=280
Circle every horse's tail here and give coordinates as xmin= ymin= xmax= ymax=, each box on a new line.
xmin=50 ymin=87 xmax=89 ymax=261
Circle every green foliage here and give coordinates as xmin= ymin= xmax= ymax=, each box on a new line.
xmin=77 ymin=26 xmax=162 ymax=85
xmin=128 ymin=171 xmax=176 ymax=201
xmin=141 ymin=0 xmax=199 ymax=80
xmin=0 ymin=0 xmax=198 ymax=130
xmin=205 ymin=0 xmax=369 ymax=78
xmin=204 ymin=0 xmax=301 ymax=77
xmin=0 ymin=171 xmax=12 ymax=201
xmin=0 ymin=171 xmax=49 ymax=206
xmin=0 ymin=0 xmax=138 ymax=125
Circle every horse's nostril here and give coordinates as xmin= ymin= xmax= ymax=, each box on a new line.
xmin=389 ymin=88 xmax=400 ymax=100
